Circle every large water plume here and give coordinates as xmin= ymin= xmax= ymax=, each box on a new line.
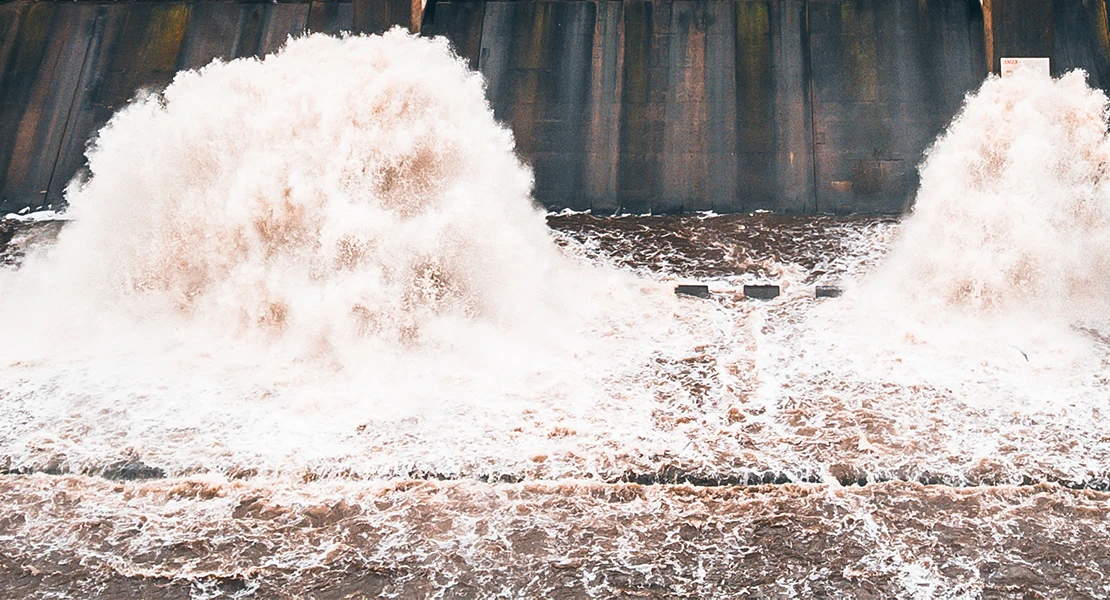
xmin=753 ymin=68 xmax=1110 ymax=486
xmin=33 ymin=31 xmax=570 ymax=353
xmin=0 ymin=31 xmax=721 ymax=480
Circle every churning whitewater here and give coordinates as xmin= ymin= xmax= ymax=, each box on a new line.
xmin=2 ymin=33 xmax=1110 ymax=489
xmin=4 ymin=31 xmax=1110 ymax=598
xmin=0 ymin=31 xmax=722 ymax=481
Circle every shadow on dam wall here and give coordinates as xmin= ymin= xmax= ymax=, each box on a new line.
xmin=0 ymin=0 xmax=1109 ymax=215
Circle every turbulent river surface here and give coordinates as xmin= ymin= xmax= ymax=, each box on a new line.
xmin=3 ymin=31 xmax=1110 ymax=599
xmin=3 ymin=212 xmax=1110 ymax=599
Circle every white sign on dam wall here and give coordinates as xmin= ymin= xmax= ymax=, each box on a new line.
xmin=1001 ymin=57 xmax=1051 ymax=78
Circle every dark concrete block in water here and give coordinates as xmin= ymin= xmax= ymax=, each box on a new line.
xmin=675 ymin=284 xmax=710 ymax=299
xmin=101 ymin=460 xmax=165 ymax=481
xmin=815 ymin=285 xmax=841 ymax=298
xmin=743 ymin=284 xmax=779 ymax=300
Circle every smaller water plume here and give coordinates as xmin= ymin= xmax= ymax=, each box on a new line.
xmin=877 ymin=69 xmax=1110 ymax=321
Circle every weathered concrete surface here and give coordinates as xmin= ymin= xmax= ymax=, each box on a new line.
xmin=806 ymin=0 xmax=986 ymax=213
xmin=354 ymin=0 xmax=422 ymax=34
xmin=2 ymin=0 xmax=1110 ymax=214
xmin=428 ymin=0 xmax=989 ymax=213
xmin=0 ymin=0 xmax=320 ymax=213
xmin=425 ymin=0 xmax=1108 ymax=213
xmin=0 ymin=0 xmax=424 ymax=214
xmin=984 ymin=0 xmax=1110 ymax=84
xmin=436 ymin=0 xmax=821 ymax=213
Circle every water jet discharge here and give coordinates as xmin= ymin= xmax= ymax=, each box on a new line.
xmin=2 ymin=3 xmax=1110 ymax=597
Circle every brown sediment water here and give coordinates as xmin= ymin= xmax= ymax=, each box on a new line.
xmin=1 ymin=475 xmax=1108 ymax=598
xmin=3 ymin=213 xmax=1110 ymax=599
xmin=547 ymin=212 xmax=898 ymax=281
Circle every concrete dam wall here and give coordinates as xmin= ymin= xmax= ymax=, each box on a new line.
xmin=1 ymin=0 xmax=1109 ymax=215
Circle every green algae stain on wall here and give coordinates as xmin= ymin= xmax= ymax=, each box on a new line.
xmin=732 ymin=1 xmax=774 ymax=209
xmin=618 ymin=0 xmax=656 ymax=212
xmin=522 ymin=1 xmax=551 ymax=71
xmin=504 ymin=3 xmax=557 ymax=157
xmin=9 ymin=2 xmax=52 ymax=73
xmin=2 ymin=2 xmax=65 ymax=199
xmin=143 ymin=5 xmax=190 ymax=73
xmin=734 ymin=2 xmax=771 ymax=145
xmin=620 ymin=0 xmax=652 ymax=157
xmin=839 ymin=0 xmax=879 ymax=102
xmin=1093 ymin=0 xmax=1110 ymax=62
xmin=102 ymin=3 xmax=191 ymax=106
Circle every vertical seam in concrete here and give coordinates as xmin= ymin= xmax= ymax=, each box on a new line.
xmin=231 ymin=6 xmax=248 ymax=58
xmin=0 ymin=4 xmax=26 ymax=88
xmin=3 ymin=4 xmax=58 ymax=206
xmin=45 ymin=9 xmax=100 ymax=209
xmin=801 ymin=0 xmax=818 ymax=213
xmin=474 ymin=0 xmax=486 ymax=71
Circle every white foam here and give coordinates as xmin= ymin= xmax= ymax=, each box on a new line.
xmin=3 ymin=210 xmax=72 ymax=222
xmin=755 ymin=68 xmax=1110 ymax=482
xmin=0 ymin=31 xmax=719 ymax=480
xmin=2 ymin=34 xmax=1110 ymax=488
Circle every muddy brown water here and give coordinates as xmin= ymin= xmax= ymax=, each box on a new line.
xmin=2 ymin=216 xmax=1109 ymax=599
xmin=1 ymin=476 xmax=1108 ymax=599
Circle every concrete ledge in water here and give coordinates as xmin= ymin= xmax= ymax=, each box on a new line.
xmin=675 ymin=284 xmax=710 ymax=299
xmin=743 ymin=284 xmax=779 ymax=300
xmin=100 ymin=460 xmax=165 ymax=481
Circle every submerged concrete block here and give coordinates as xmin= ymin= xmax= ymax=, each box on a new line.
xmin=743 ymin=284 xmax=779 ymax=300
xmin=815 ymin=285 xmax=841 ymax=298
xmin=675 ymin=284 xmax=710 ymax=299
xmin=101 ymin=460 xmax=165 ymax=481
